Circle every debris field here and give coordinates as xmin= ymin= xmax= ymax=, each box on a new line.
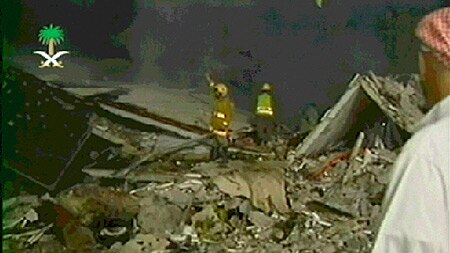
xmin=2 ymin=68 xmax=425 ymax=252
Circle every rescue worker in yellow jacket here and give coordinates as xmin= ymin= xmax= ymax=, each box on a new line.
xmin=254 ymin=83 xmax=275 ymax=146
xmin=209 ymin=81 xmax=234 ymax=165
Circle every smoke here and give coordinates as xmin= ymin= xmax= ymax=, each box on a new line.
xmin=122 ymin=0 xmax=256 ymax=85
xmin=95 ymin=0 xmax=441 ymax=121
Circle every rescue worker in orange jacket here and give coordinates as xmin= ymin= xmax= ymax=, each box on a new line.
xmin=209 ymin=81 xmax=234 ymax=165
xmin=254 ymin=83 xmax=275 ymax=146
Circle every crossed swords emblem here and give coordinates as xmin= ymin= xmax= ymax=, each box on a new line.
xmin=33 ymin=51 xmax=70 ymax=68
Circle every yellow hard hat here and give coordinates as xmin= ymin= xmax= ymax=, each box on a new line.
xmin=214 ymin=83 xmax=228 ymax=97
xmin=261 ymin=83 xmax=271 ymax=91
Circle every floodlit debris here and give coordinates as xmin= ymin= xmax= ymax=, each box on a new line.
xmin=119 ymin=233 xmax=170 ymax=252
xmin=138 ymin=197 xmax=183 ymax=235
xmin=3 ymin=195 xmax=40 ymax=231
xmin=248 ymin=211 xmax=275 ymax=228
xmin=213 ymin=163 xmax=290 ymax=214
xmin=296 ymin=73 xmax=423 ymax=157
xmin=3 ymin=68 xmax=426 ymax=252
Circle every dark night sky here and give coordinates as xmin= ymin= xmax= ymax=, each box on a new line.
xmin=4 ymin=0 xmax=445 ymax=123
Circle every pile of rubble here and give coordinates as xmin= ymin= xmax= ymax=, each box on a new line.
xmin=1 ymin=152 xmax=396 ymax=252
xmin=2 ymin=68 xmax=425 ymax=252
xmin=285 ymin=146 xmax=398 ymax=252
xmin=3 ymin=161 xmax=287 ymax=252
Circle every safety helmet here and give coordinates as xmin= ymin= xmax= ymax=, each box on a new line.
xmin=261 ymin=83 xmax=271 ymax=92
xmin=214 ymin=83 xmax=228 ymax=97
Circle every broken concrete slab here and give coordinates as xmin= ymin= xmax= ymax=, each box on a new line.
xmin=26 ymin=236 xmax=66 ymax=253
xmin=248 ymin=211 xmax=275 ymax=228
xmin=156 ymin=188 xmax=194 ymax=207
xmin=213 ymin=162 xmax=290 ymax=214
xmin=57 ymin=184 xmax=140 ymax=226
xmin=111 ymin=85 xmax=252 ymax=133
xmin=63 ymin=222 xmax=97 ymax=251
xmin=89 ymin=114 xmax=158 ymax=157
xmin=192 ymin=160 xmax=246 ymax=177
xmin=360 ymin=73 xmax=425 ymax=133
xmin=138 ymin=200 xmax=183 ymax=235
xmin=191 ymin=204 xmax=229 ymax=240
xmin=295 ymin=73 xmax=423 ymax=157
xmin=3 ymin=195 xmax=40 ymax=211
xmin=119 ymin=233 xmax=170 ymax=253
xmin=90 ymin=106 xmax=264 ymax=163
xmin=82 ymin=168 xmax=119 ymax=178
xmin=3 ymin=195 xmax=40 ymax=231
xmin=193 ymin=160 xmax=287 ymax=178
xmin=63 ymin=87 xmax=125 ymax=97
xmin=65 ymin=84 xmax=253 ymax=135
xmin=295 ymin=74 xmax=364 ymax=157
xmin=64 ymin=85 xmax=268 ymax=164
xmin=99 ymin=103 xmax=204 ymax=139
xmin=213 ymin=172 xmax=252 ymax=199
xmin=83 ymin=168 xmax=178 ymax=185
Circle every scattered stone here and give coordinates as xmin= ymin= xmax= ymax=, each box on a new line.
xmin=4 ymin=70 xmax=422 ymax=252
xmin=138 ymin=202 xmax=182 ymax=235
xmin=213 ymin=164 xmax=290 ymax=214
xmin=248 ymin=211 xmax=275 ymax=228
xmin=3 ymin=195 xmax=40 ymax=230
xmin=157 ymin=188 xmax=193 ymax=207
xmin=63 ymin=222 xmax=96 ymax=251
xmin=120 ymin=234 xmax=169 ymax=253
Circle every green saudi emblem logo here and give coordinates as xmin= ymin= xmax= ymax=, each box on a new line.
xmin=34 ymin=24 xmax=70 ymax=68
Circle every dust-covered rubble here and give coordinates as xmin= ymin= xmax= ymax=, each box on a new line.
xmin=3 ymin=71 xmax=424 ymax=252
xmin=3 ymin=152 xmax=396 ymax=252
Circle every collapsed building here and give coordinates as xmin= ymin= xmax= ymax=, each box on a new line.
xmin=2 ymin=67 xmax=265 ymax=191
xmin=2 ymin=67 xmax=426 ymax=252
xmin=295 ymin=72 xmax=424 ymax=157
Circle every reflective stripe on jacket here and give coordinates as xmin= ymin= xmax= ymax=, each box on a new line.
xmin=213 ymin=129 xmax=228 ymax=137
xmin=210 ymin=97 xmax=233 ymax=131
xmin=214 ymin=111 xmax=226 ymax=119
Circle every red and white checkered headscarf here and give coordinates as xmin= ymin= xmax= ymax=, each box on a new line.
xmin=416 ymin=7 xmax=450 ymax=68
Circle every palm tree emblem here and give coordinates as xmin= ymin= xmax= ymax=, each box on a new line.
xmin=39 ymin=24 xmax=64 ymax=56
xmin=34 ymin=24 xmax=69 ymax=68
